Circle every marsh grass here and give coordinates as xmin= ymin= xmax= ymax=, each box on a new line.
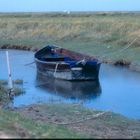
xmin=0 ymin=12 xmax=140 ymax=65
xmin=0 ymin=84 xmax=9 ymax=103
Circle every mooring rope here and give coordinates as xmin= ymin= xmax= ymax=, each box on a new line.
xmin=24 ymin=61 xmax=35 ymax=66
xmin=118 ymin=37 xmax=137 ymax=53
xmin=54 ymin=63 xmax=59 ymax=77
xmin=101 ymin=37 xmax=138 ymax=60
xmin=47 ymin=111 xmax=107 ymax=125
xmin=76 ymin=58 xmax=86 ymax=65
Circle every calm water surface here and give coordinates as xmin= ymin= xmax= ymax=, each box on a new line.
xmin=1 ymin=49 xmax=140 ymax=119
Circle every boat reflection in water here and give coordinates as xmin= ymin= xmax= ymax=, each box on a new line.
xmin=36 ymin=73 xmax=102 ymax=100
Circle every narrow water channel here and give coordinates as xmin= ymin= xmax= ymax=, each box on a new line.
xmin=1 ymin=49 xmax=140 ymax=119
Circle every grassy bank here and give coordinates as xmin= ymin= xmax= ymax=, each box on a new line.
xmin=0 ymin=80 xmax=25 ymax=106
xmin=0 ymin=104 xmax=88 ymax=138
xmin=0 ymin=103 xmax=140 ymax=138
xmin=0 ymin=12 xmax=140 ymax=69
xmin=0 ymin=83 xmax=10 ymax=105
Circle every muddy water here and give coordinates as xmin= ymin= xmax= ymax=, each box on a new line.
xmin=1 ymin=49 xmax=140 ymax=119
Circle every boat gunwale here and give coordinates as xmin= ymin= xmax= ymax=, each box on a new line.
xmin=35 ymin=46 xmax=101 ymax=64
xmin=34 ymin=58 xmax=70 ymax=65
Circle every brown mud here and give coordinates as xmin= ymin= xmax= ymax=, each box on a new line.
xmin=14 ymin=104 xmax=140 ymax=139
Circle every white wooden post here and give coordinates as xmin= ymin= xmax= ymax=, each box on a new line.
xmin=6 ymin=51 xmax=13 ymax=90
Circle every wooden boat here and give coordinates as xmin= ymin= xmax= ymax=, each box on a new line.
xmin=34 ymin=45 xmax=101 ymax=81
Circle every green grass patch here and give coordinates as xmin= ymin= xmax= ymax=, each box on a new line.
xmin=0 ymin=106 xmax=89 ymax=138
xmin=0 ymin=79 xmax=25 ymax=105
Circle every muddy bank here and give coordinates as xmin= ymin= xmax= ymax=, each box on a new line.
xmin=14 ymin=103 xmax=140 ymax=139
xmin=1 ymin=44 xmax=140 ymax=73
xmin=101 ymin=57 xmax=140 ymax=73
xmin=0 ymin=44 xmax=39 ymax=52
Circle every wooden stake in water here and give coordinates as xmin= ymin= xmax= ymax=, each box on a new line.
xmin=6 ymin=51 xmax=13 ymax=92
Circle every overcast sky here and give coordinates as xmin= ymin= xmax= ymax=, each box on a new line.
xmin=0 ymin=0 xmax=140 ymax=12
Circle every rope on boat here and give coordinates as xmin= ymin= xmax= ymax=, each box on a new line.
xmin=76 ymin=58 xmax=87 ymax=65
xmin=54 ymin=63 xmax=59 ymax=77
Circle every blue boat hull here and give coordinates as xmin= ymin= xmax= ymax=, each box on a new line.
xmin=35 ymin=45 xmax=101 ymax=81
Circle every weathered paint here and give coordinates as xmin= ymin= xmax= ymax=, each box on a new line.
xmin=35 ymin=45 xmax=101 ymax=81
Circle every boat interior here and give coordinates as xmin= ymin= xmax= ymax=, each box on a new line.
xmin=35 ymin=46 xmax=99 ymax=67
